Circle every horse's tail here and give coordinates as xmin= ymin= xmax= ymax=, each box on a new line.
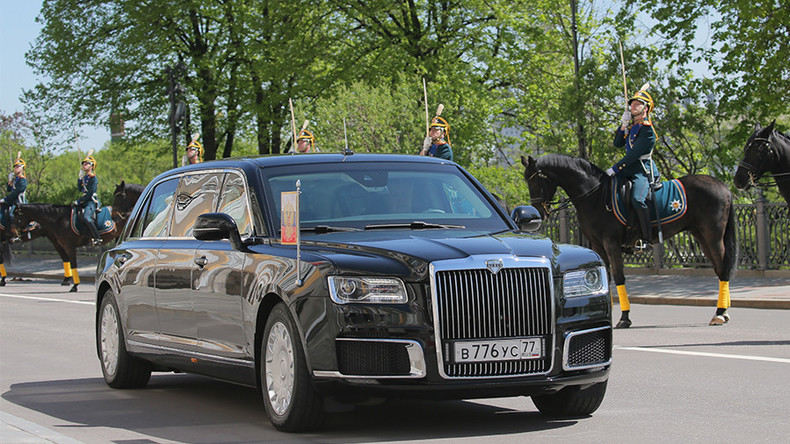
xmin=721 ymin=198 xmax=738 ymax=281
xmin=1 ymin=242 xmax=11 ymax=265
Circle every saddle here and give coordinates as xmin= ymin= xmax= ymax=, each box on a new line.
xmin=70 ymin=206 xmax=116 ymax=236
xmin=609 ymin=177 xmax=687 ymax=230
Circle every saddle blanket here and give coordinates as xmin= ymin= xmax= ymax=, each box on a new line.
xmin=611 ymin=178 xmax=687 ymax=226
xmin=71 ymin=206 xmax=115 ymax=236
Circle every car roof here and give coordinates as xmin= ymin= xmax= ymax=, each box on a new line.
xmin=149 ymin=152 xmax=457 ymax=183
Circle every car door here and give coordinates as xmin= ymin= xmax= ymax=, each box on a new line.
xmin=156 ymin=172 xmax=223 ymax=350
xmin=116 ymin=177 xmax=177 ymax=347
xmin=193 ymin=171 xmax=250 ymax=360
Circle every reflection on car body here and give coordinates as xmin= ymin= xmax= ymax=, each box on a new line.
xmin=94 ymin=153 xmax=612 ymax=432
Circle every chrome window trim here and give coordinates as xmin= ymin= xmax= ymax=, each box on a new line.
xmin=125 ymin=168 xmax=257 ymax=241
xmin=562 ymin=325 xmax=612 ymax=371
xmin=430 ymin=255 xmax=556 ymax=379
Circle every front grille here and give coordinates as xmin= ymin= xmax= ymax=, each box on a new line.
xmin=337 ymin=340 xmax=411 ymax=376
xmin=433 ymin=264 xmax=553 ymax=378
xmin=564 ymin=327 xmax=611 ymax=370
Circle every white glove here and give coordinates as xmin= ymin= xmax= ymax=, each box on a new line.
xmin=422 ymin=136 xmax=432 ymax=151
xmin=605 ymin=168 xmax=615 ymax=177
xmin=8 ymin=172 xmax=14 ymax=181
xmin=620 ymin=109 xmax=630 ymax=128
xmin=0 ymin=198 xmax=5 ymax=204
xmin=79 ymin=169 xmax=85 ymax=179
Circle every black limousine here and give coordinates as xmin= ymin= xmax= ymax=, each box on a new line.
xmin=95 ymin=153 xmax=612 ymax=432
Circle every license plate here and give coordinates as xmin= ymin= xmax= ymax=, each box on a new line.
xmin=453 ymin=337 xmax=543 ymax=363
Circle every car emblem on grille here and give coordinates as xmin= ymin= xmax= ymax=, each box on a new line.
xmin=485 ymin=259 xmax=503 ymax=274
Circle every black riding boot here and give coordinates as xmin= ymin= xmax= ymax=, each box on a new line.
xmin=634 ymin=206 xmax=653 ymax=252
xmin=85 ymin=216 xmax=102 ymax=246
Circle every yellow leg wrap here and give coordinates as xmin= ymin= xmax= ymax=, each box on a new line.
xmin=718 ymin=280 xmax=730 ymax=309
xmin=63 ymin=262 xmax=72 ymax=278
xmin=0 ymin=263 xmax=6 ymax=278
xmin=617 ymin=284 xmax=630 ymax=311
xmin=72 ymin=268 xmax=80 ymax=285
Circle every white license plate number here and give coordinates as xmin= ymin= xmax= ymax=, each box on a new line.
xmin=453 ymin=338 xmax=543 ymax=363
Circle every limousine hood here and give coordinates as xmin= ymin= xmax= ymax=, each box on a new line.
xmin=295 ymin=230 xmax=602 ymax=280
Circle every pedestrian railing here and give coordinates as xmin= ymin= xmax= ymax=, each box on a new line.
xmin=539 ymin=200 xmax=789 ymax=270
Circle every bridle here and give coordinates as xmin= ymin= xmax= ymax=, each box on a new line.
xmin=738 ymin=135 xmax=790 ymax=187
xmin=527 ymin=169 xmax=601 ymax=217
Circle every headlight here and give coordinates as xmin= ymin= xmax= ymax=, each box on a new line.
xmin=563 ymin=266 xmax=608 ymax=297
xmin=328 ymin=276 xmax=408 ymax=304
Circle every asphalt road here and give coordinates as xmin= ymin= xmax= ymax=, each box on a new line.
xmin=2 ymin=278 xmax=790 ymax=443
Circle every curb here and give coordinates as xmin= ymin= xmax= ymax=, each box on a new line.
xmin=619 ymin=296 xmax=790 ymax=310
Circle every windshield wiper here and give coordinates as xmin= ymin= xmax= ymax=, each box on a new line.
xmin=300 ymin=225 xmax=361 ymax=233
xmin=364 ymin=221 xmax=465 ymax=230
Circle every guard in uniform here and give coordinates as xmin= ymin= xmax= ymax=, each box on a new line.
xmin=419 ymin=116 xmax=453 ymax=161
xmin=75 ymin=155 xmax=102 ymax=246
xmin=605 ymin=87 xmax=659 ymax=252
xmin=295 ymin=130 xmax=315 ymax=153
xmin=0 ymin=156 xmax=27 ymax=234
xmin=182 ymin=138 xmax=203 ymax=166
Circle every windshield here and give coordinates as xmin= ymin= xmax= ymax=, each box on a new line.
xmin=261 ymin=161 xmax=510 ymax=234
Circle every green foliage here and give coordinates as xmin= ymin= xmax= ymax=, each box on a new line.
xmin=466 ymin=164 xmax=530 ymax=209
xmin=13 ymin=0 xmax=790 ymax=208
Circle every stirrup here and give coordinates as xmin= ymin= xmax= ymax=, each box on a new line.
xmin=634 ymin=239 xmax=652 ymax=253
xmin=92 ymin=238 xmax=103 ymax=246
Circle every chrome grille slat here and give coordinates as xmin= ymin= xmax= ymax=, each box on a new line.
xmin=432 ymin=259 xmax=554 ymax=379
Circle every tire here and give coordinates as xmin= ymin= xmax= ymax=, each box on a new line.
xmin=532 ymin=381 xmax=607 ymax=417
xmin=261 ymin=303 xmax=325 ymax=432
xmin=97 ymin=290 xmax=151 ymax=389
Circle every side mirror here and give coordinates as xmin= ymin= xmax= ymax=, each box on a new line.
xmin=194 ymin=213 xmax=246 ymax=250
xmin=510 ymin=205 xmax=542 ymax=232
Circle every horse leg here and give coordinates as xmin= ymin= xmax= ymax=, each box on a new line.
xmin=49 ymin=236 xmax=72 ymax=285
xmin=0 ymin=261 xmax=5 ymax=287
xmin=692 ymin=203 xmax=737 ymax=326
xmin=603 ymin=241 xmax=631 ymax=328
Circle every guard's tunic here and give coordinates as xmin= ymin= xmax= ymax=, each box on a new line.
xmin=610 ymin=120 xmax=659 ymax=209
xmin=427 ymin=142 xmax=453 ymax=161
xmin=76 ymin=173 xmax=100 ymax=226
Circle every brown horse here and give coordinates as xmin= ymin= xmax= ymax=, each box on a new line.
xmin=522 ymin=154 xmax=738 ymax=327
xmin=11 ymin=182 xmax=143 ymax=291
xmin=734 ymin=120 xmax=790 ymax=206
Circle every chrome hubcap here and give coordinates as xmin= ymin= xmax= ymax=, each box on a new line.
xmin=100 ymin=303 xmax=120 ymax=377
xmin=265 ymin=321 xmax=294 ymax=416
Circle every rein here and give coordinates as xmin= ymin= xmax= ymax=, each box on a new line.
xmin=739 ymin=136 xmax=790 ymax=188
xmin=528 ymin=169 xmax=602 ymax=217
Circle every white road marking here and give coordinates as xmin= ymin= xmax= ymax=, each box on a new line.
xmin=616 ymin=345 xmax=790 ymax=364
xmin=0 ymin=293 xmax=93 ymax=306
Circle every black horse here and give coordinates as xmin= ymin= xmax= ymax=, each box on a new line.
xmin=522 ymin=154 xmax=738 ymax=327
xmin=0 ymin=218 xmax=45 ymax=286
xmin=11 ymin=182 xmax=143 ymax=292
xmin=734 ymin=120 xmax=790 ymax=206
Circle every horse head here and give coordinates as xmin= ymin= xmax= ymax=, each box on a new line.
xmin=521 ymin=155 xmax=558 ymax=220
xmin=112 ymin=181 xmax=144 ymax=218
xmin=735 ymin=120 xmax=778 ymax=190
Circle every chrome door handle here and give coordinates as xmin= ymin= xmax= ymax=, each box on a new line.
xmin=194 ymin=256 xmax=208 ymax=267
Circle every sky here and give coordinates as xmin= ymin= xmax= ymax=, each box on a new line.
xmin=0 ymin=0 xmax=108 ymax=151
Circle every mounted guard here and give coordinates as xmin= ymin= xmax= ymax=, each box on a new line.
xmin=295 ymin=129 xmax=316 ymax=153
xmin=419 ymin=105 xmax=454 ymax=161
xmin=182 ymin=133 xmax=203 ymax=166
xmin=605 ymin=84 xmax=660 ymax=252
xmin=0 ymin=154 xmax=27 ymax=237
xmin=74 ymin=153 xmax=102 ymax=246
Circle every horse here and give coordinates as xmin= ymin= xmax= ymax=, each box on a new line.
xmin=521 ymin=154 xmax=738 ymax=327
xmin=734 ymin=120 xmax=790 ymax=206
xmin=10 ymin=182 xmax=143 ymax=292
xmin=0 ymin=218 xmax=45 ymax=286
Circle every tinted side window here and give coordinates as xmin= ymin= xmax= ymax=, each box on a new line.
xmin=217 ymin=172 xmax=252 ymax=237
xmin=138 ymin=178 xmax=178 ymax=238
xmin=171 ymin=173 xmax=222 ymax=237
